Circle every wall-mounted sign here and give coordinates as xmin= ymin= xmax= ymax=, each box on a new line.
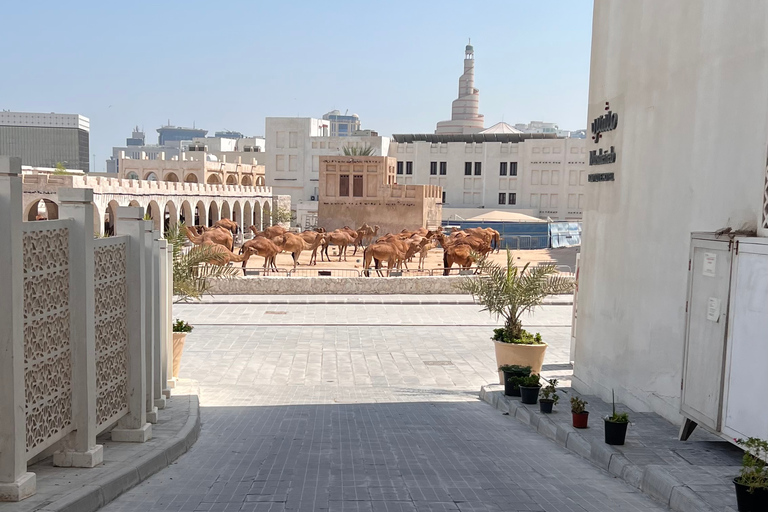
xmin=591 ymin=102 xmax=619 ymax=143
xmin=588 ymin=101 xmax=618 ymax=183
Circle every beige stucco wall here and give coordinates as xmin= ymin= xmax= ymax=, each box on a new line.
xmin=208 ymin=276 xmax=469 ymax=295
xmin=118 ymin=152 xmax=265 ymax=187
xmin=573 ymin=0 xmax=768 ymax=424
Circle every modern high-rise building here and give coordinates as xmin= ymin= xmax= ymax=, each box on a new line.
xmin=322 ymin=110 xmax=361 ymax=137
xmin=435 ymin=42 xmax=485 ymax=135
xmin=156 ymin=124 xmax=207 ymax=145
xmin=0 ymin=111 xmax=90 ymax=171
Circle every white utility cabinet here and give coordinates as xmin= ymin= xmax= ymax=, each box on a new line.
xmin=680 ymin=233 xmax=768 ymax=442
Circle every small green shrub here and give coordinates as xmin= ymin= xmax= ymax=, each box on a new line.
xmin=736 ymin=437 xmax=768 ymax=493
xmin=491 ymin=328 xmax=543 ymax=345
xmin=570 ymin=397 xmax=588 ymax=414
xmin=173 ymin=319 xmax=193 ymax=333
xmin=498 ymin=364 xmax=531 ymax=375
xmin=606 ymin=412 xmax=629 ymax=423
xmin=518 ymin=375 xmax=541 ymax=388
xmin=539 ymin=379 xmax=559 ymax=405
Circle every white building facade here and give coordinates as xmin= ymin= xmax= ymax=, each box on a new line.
xmin=388 ymin=134 xmax=587 ymax=220
xmin=262 ymin=117 xmax=390 ymax=207
xmin=573 ymin=0 xmax=768 ymax=425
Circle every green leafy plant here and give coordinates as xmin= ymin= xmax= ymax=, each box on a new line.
xmin=492 ymin=328 xmax=542 ymax=345
xmin=606 ymin=390 xmax=629 ymax=423
xmin=498 ymin=364 xmax=531 ymax=375
xmin=52 ymin=162 xmax=75 ymax=175
xmin=539 ymin=379 xmax=559 ymax=405
xmin=342 ymin=145 xmax=375 ymax=156
xmin=518 ymin=375 xmax=542 ymax=388
xmin=165 ymin=222 xmax=242 ymax=302
xmin=571 ymin=396 xmax=588 ymax=414
xmin=735 ymin=438 xmax=768 ymax=493
xmin=272 ymin=206 xmax=294 ymax=225
xmin=456 ymin=250 xmax=574 ymax=343
xmin=173 ymin=319 xmax=193 ymax=333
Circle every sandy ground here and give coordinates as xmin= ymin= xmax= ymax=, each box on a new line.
xmin=234 ymin=240 xmax=579 ymax=275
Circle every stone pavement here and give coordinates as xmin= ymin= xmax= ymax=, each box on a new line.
xmin=0 ymin=394 xmax=199 ymax=512
xmin=98 ymin=299 xmax=667 ymax=511
xmin=193 ymin=295 xmax=574 ymax=306
xmin=481 ymin=387 xmax=742 ymax=512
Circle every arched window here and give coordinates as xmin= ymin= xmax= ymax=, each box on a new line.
xmin=127 ymin=172 xmax=139 ymax=180
xmin=145 ymin=172 xmax=158 ymax=181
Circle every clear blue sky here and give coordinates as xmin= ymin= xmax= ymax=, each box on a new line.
xmin=0 ymin=0 xmax=594 ymax=172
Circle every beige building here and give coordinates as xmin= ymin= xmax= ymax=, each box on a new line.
xmin=116 ymin=151 xmax=265 ymax=186
xmin=318 ymin=156 xmax=442 ymax=234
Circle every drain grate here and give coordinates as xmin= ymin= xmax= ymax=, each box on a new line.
xmin=424 ymin=361 xmax=453 ymax=366
xmin=264 ymin=311 xmax=288 ymax=315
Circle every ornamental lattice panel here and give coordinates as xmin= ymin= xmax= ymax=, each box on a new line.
xmin=93 ymin=239 xmax=129 ymax=431
xmin=22 ymin=224 xmax=73 ymax=456
xmin=763 ymin=164 xmax=768 ymax=229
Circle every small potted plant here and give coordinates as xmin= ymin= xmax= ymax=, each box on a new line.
xmin=172 ymin=319 xmax=193 ymax=378
xmin=539 ymin=379 xmax=559 ymax=413
xmin=570 ymin=397 xmax=589 ymax=428
xmin=518 ymin=374 xmax=542 ymax=405
xmin=499 ymin=364 xmax=531 ymax=397
xmin=734 ymin=437 xmax=768 ymax=511
xmin=604 ymin=390 xmax=629 ymax=445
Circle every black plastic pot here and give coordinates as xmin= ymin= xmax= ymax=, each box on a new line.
xmin=503 ymin=370 xmax=528 ymax=397
xmin=519 ymin=386 xmax=540 ymax=405
xmin=734 ymin=478 xmax=768 ymax=512
xmin=539 ymin=399 xmax=554 ymax=413
xmin=604 ymin=419 xmax=628 ymax=445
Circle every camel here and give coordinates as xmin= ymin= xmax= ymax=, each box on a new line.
xmin=213 ymin=218 xmax=240 ymax=236
xmin=464 ymin=227 xmax=502 ymax=252
xmin=195 ymin=241 xmax=254 ymax=268
xmin=323 ymin=229 xmax=355 ymax=262
xmin=249 ymin=225 xmax=287 ymax=239
xmin=308 ymin=233 xmax=327 ymax=265
xmin=418 ymin=239 xmax=438 ymax=270
xmin=363 ymin=241 xmax=403 ymax=276
xmin=272 ymin=232 xmax=308 ymax=269
xmin=352 ymin=224 xmax=380 ymax=254
xmin=240 ymin=236 xmax=280 ymax=271
xmin=435 ymin=232 xmax=491 ymax=256
xmin=439 ymin=236 xmax=491 ymax=275
xmin=185 ymin=225 xmax=233 ymax=251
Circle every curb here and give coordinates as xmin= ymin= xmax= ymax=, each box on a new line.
xmin=479 ymin=386 xmax=715 ymax=512
xmin=37 ymin=395 xmax=201 ymax=512
xmin=190 ymin=296 xmax=574 ymax=306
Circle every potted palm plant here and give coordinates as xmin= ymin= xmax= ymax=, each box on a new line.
xmin=604 ymin=390 xmax=629 ymax=445
xmin=734 ymin=438 xmax=768 ymax=511
xmin=539 ymin=379 xmax=559 ymax=413
xmin=571 ymin=397 xmax=589 ymax=428
xmin=457 ymin=251 xmax=574 ymax=383
xmin=518 ymin=375 xmax=542 ymax=405
xmin=499 ymin=364 xmax=531 ymax=397
xmin=172 ymin=319 xmax=193 ymax=378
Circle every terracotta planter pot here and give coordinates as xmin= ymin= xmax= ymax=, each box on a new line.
xmin=172 ymin=332 xmax=187 ymax=378
xmin=572 ymin=411 xmax=589 ymax=428
xmin=493 ymin=340 xmax=547 ymax=383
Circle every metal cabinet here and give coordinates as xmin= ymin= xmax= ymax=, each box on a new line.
xmin=680 ymin=234 xmax=768 ymax=441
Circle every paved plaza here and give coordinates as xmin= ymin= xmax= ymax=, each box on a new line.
xmin=99 ymin=298 xmax=667 ymax=512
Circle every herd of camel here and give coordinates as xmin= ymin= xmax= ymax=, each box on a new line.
xmin=183 ymin=219 xmax=502 ymax=276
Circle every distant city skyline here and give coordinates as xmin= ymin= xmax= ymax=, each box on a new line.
xmin=0 ymin=0 xmax=594 ymax=172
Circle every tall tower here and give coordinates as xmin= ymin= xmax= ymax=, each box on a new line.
xmin=435 ymin=41 xmax=485 ymax=135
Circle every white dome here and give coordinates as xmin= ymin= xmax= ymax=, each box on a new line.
xmin=205 ymin=154 xmax=219 ymax=162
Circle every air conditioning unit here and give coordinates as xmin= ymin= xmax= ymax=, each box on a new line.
xmin=310 ymin=195 xmax=316 ymax=201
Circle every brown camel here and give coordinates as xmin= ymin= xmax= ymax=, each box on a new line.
xmin=213 ymin=218 xmax=240 ymax=237
xmin=418 ymin=239 xmax=438 ymax=270
xmin=363 ymin=241 xmax=402 ymax=276
xmin=196 ymin=241 xmax=254 ymax=267
xmin=240 ymin=236 xmax=280 ymax=271
xmin=272 ymin=232 xmax=308 ymax=268
xmin=185 ymin=225 xmax=233 ymax=250
xmin=324 ymin=230 xmax=355 ymax=262
xmin=352 ymin=224 xmax=379 ymax=254
xmin=464 ymin=227 xmax=502 ymax=252
xmin=439 ymin=237 xmax=491 ymax=275
xmin=308 ymin=233 xmax=327 ymax=265
xmin=249 ymin=225 xmax=287 ymax=239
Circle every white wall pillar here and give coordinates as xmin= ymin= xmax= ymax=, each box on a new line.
xmin=152 ymin=234 xmax=166 ymax=410
xmin=144 ymin=222 xmax=158 ymax=423
xmin=0 ymin=157 xmax=36 ymax=501
xmin=165 ymin=247 xmax=174 ymax=391
xmin=111 ymin=207 xmax=152 ymax=443
xmin=53 ymin=188 xmax=103 ymax=468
